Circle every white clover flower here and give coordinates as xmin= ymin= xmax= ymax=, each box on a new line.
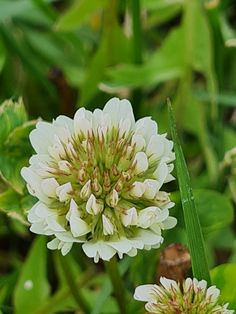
xmin=134 ymin=277 xmax=234 ymax=314
xmin=21 ymin=98 xmax=176 ymax=262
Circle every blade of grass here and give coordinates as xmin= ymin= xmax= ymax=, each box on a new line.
xmin=168 ymin=100 xmax=211 ymax=284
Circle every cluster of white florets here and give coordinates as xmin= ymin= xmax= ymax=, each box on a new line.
xmin=21 ymin=98 xmax=176 ymax=262
xmin=134 ymin=277 xmax=234 ymax=314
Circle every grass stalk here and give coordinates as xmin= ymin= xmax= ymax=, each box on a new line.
xmin=168 ymin=101 xmax=211 ymax=284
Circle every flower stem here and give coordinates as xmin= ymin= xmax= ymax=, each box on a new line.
xmin=59 ymin=254 xmax=91 ymax=313
xmin=104 ymin=256 xmax=127 ymax=314
xmin=130 ymin=0 xmax=143 ymax=116
xmin=131 ymin=0 xmax=142 ymax=64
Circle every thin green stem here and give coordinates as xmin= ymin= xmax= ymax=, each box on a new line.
xmin=104 ymin=256 xmax=127 ymax=314
xmin=131 ymin=0 xmax=142 ymax=64
xmin=58 ymin=254 xmax=91 ymax=313
xmin=130 ymin=0 xmax=143 ymax=116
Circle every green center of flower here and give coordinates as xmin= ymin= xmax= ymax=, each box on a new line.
xmin=43 ymin=126 xmax=166 ymax=240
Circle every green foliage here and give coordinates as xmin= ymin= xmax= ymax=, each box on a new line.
xmin=211 ymin=263 xmax=236 ymax=309
xmin=14 ymin=236 xmax=50 ymax=314
xmin=194 ymin=189 xmax=234 ymax=234
xmin=0 ymin=99 xmax=35 ymax=194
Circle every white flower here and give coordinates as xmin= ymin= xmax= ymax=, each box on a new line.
xmin=134 ymin=277 xmax=234 ymax=314
xmin=21 ymin=98 xmax=176 ymax=262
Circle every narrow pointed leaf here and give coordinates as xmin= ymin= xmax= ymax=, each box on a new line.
xmin=168 ymin=101 xmax=211 ymax=284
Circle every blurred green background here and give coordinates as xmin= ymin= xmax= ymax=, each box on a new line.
xmin=1 ymin=0 xmax=236 ymax=313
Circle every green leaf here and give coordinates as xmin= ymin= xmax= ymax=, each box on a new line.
xmin=142 ymin=0 xmax=183 ymax=10
xmin=193 ymin=189 xmax=234 ymax=235
xmin=0 ymin=120 xmax=36 ymax=194
xmin=105 ymin=26 xmax=184 ymax=89
xmin=168 ymin=102 xmax=211 ymax=283
xmin=14 ymin=236 xmax=50 ymax=314
xmin=55 ymin=0 xmax=108 ymax=31
xmin=81 ymin=12 xmax=131 ymax=104
xmin=0 ymin=98 xmax=27 ymax=146
xmin=183 ymin=0 xmax=217 ymax=121
xmin=211 ymin=263 xmax=236 ymax=309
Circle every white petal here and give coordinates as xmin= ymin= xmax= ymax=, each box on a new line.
xmin=146 ymin=135 xmax=165 ymax=158
xmin=80 ymin=180 xmax=92 ymax=200
xmin=134 ymin=284 xmax=158 ymax=302
xmin=47 ymin=238 xmax=60 ymax=250
xmin=121 ymin=207 xmax=138 ymax=227
xmin=143 ymin=179 xmax=160 ymax=199
xmin=102 ymin=215 xmax=114 ymax=235
xmin=58 ymin=160 xmax=71 ymax=174
xmin=41 ymin=178 xmax=59 ymax=198
xmin=153 ymin=162 xmax=169 ymax=189
xmin=119 ymin=118 xmax=131 ymax=137
xmin=131 ymin=133 xmax=146 ymax=151
xmin=74 ymin=116 xmax=92 ymax=137
xmin=55 ymin=115 xmax=74 ymax=132
xmin=135 ymin=117 xmax=158 ymax=142
xmin=206 ymin=286 xmax=220 ymax=302
xmin=107 ymin=189 xmax=119 ymax=208
xmin=30 ymin=222 xmax=52 ymax=235
xmin=46 ymin=215 xmax=65 ymax=232
xmin=61 ymin=242 xmax=73 ymax=256
xmin=67 ymin=200 xmax=90 ymax=237
xmin=103 ymin=97 xmax=135 ymax=126
xmin=86 ymin=194 xmax=103 ymax=215
xmin=183 ymin=278 xmax=193 ymax=293
xmin=82 ymin=241 xmax=116 ymax=262
xmin=55 ymin=231 xmax=82 ymax=243
xmin=127 ymin=248 xmax=138 ymax=257
xmin=29 ymin=122 xmax=54 ymax=153
xmin=133 ymin=152 xmax=149 ymax=174
xmin=109 ymin=238 xmax=133 ymax=253
xmin=160 ymin=277 xmax=178 ymax=290
xmin=56 ymin=183 xmax=73 ymax=202
xmin=129 ymin=181 xmax=146 ymax=198
xmin=21 ymin=167 xmax=49 ymax=203
xmin=138 ymin=206 xmax=160 ymax=228
xmin=162 ymin=216 xmax=177 ymax=229
xmin=134 ymin=229 xmax=163 ymax=246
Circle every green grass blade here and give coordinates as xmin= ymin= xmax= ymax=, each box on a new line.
xmin=168 ymin=101 xmax=211 ymax=284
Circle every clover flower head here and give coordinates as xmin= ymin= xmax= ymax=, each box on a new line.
xmin=134 ymin=277 xmax=234 ymax=314
xmin=21 ymin=98 xmax=176 ymax=262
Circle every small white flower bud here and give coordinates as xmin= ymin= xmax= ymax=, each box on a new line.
xmin=86 ymin=194 xmax=103 ymax=215
xmin=91 ymin=178 xmax=102 ymax=196
xmin=80 ymin=180 xmax=92 ymax=200
xmin=130 ymin=181 xmax=146 ymax=198
xmin=58 ymin=160 xmax=71 ymax=174
xmin=106 ymin=189 xmax=119 ymax=208
xmin=66 ymin=199 xmax=90 ymax=237
xmin=121 ymin=207 xmax=138 ymax=227
xmin=78 ymin=167 xmax=87 ymax=183
xmin=102 ymin=214 xmax=114 ymax=235
xmin=56 ymin=182 xmax=73 ymax=202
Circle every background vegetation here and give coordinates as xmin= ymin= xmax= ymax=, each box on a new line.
xmin=0 ymin=0 xmax=236 ymax=313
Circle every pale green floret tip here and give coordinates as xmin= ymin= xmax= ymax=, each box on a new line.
xmin=21 ymin=98 xmax=176 ymax=262
xmin=134 ymin=277 xmax=234 ymax=314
